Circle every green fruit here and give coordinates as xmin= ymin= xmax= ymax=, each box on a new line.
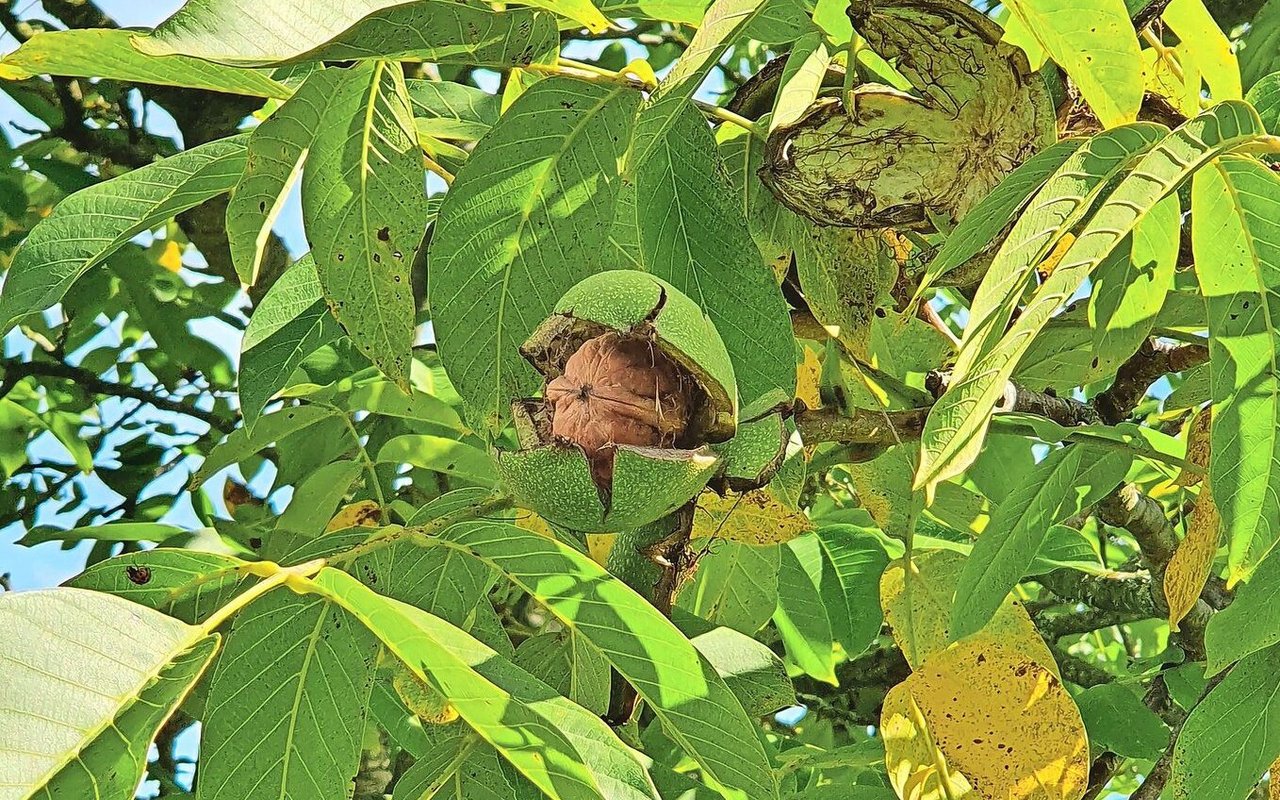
xmin=499 ymin=271 xmax=735 ymax=533
xmin=760 ymin=0 xmax=1056 ymax=229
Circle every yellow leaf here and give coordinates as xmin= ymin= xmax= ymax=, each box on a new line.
xmin=880 ymin=551 xmax=1058 ymax=674
xmin=883 ymin=682 xmax=976 ymax=800
xmin=157 ymin=239 xmax=184 ymax=272
xmin=1271 ymin=756 xmax=1280 ymax=800
xmin=847 ymin=446 xmax=921 ymax=538
xmin=796 ymin=346 xmax=823 ymax=409
xmin=0 ymin=63 xmax=29 ymax=80
xmin=898 ymin=636 xmax=1090 ymax=800
xmin=622 ymin=59 xmax=658 ymax=89
xmin=516 ymin=510 xmax=557 ymax=540
xmin=587 ymin=533 xmax=614 ymax=566
xmin=1176 ymin=408 xmax=1212 ymax=486
xmin=1165 ymin=483 xmax=1220 ymax=630
xmin=692 ymin=488 xmax=813 ymax=545
xmin=325 ymin=500 xmax=381 ymax=532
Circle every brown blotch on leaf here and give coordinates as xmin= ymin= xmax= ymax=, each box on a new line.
xmin=544 ymin=332 xmax=693 ymax=487
xmin=125 ymin=565 xmax=152 ymax=585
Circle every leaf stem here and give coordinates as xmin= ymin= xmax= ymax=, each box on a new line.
xmin=340 ymin=413 xmax=388 ymax=518
xmin=198 ymin=559 xmax=326 ymax=634
xmin=422 ymin=153 xmax=455 ymax=185
xmin=692 ymin=99 xmax=764 ymax=138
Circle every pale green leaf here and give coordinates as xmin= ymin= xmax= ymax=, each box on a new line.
xmin=511 ymin=0 xmax=610 ymax=33
xmin=1240 ymin=1 xmax=1280 ymax=90
xmin=377 ymin=434 xmax=498 ymax=486
xmin=0 ymin=29 xmax=289 ymax=97
xmin=394 ymin=733 xmax=543 ymax=800
xmin=1002 ymin=0 xmax=1144 ymax=126
xmin=302 ymin=61 xmax=426 ymax=388
xmin=274 ymin=461 xmax=365 ymax=539
xmin=309 ymin=568 xmax=659 ymax=800
xmin=1087 ymin=194 xmax=1180 ymax=374
xmin=198 ymin=589 xmax=379 ymax=800
xmin=436 ymin=521 xmax=780 ymax=800
xmin=1170 ymin=643 xmax=1280 ymax=800
xmin=633 ymin=97 xmax=795 ymax=418
xmin=0 ymin=589 xmax=218 ymax=799
xmin=950 ymin=445 xmax=1131 ymax=640
xmin=918 ymin=103 xmax=1263 ymax=496
xmin=1247 ymin=72 xmax=1280 ymax=135
xmin=677 ymin=538 xmax=780 ymax=634
xmin=428 ymin=78 xmax=639 ymax=434
xmin=407 ymin=79 xmax=502 ymax=142
xmin=912 ymin=138 xmax=1084 ymax=304
xmin=192 ymin=404 xmax=339 ymax=487
xmin=1192 ymin=155 xmax=1280 ymax=585
xmin=1162 ymin=0 xmax=1242 ymax=101
xmin=679 ymin=615 xmax=795 ymax=716
xmin=239 ymin=256 xmax=342 ymax=429
xmin=0 ymin=136 xmax=247 ymax=333
xmin=774 ymin=536 xmax=837 ymax=684
xmin=655 ymin=0 xmax=807 ymax=101
xmin=769 ymin=32 xmax=831 ymax=134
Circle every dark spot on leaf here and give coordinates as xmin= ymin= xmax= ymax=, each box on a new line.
xmin=1091 ymin=356 xmax=1100 ymax=368
xmin=377 ymin=226 xmax=390 ymax=241
xmin=874 ymin=307 xmax=887 ymax=318
xmin=126 ymin=565 xmax=152 ymax=585
xmin=259 ymin=201 xmax=266 ymax=212
xmin=249 ymin=537 xmax=263 ymax=549
xmin=373 ymin=253 xmax=381 ymax=263
xmin=337 ymin=253 xmax=345 ymax=262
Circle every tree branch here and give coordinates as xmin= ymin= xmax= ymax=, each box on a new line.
xmin=1 ymin=359 xmax=233 ymax=432
xmin=1094 ymin=339 xmax=1210 ymax=424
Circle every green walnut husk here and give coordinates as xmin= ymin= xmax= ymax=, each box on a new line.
xmin=760 ymin=0 xmax=1056 ymax=229
xmin=498 ymin=271 xmax=737 ymax=533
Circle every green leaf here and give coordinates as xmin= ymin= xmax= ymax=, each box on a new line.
xmin=239 ymin=256 xmax=343 ymax=429
xmin=302 ymin=61 xmax=425 ymax=388
xmin=436 ymin=521 xmax=779 ymax=800
xmin=1206 ymin=551 xmax=1280 ymax=673
xmin=228 ymin=70 xmax=344 ymax=286
xmin=514 ymin=630 xmax=611 ymax=716
xmin=678 ymin=614 xmax=795 ymax=716
xmin=1192 ymin=156 xmax=1280 ymax=585
xmin=0 ymin=588 xmax=218 ymax=798
xmin=632 ymin=98 xmax=795 ymax=418
xmin=1246 ymin=72 xmax=1280 ymax=135
xmin=309 ymin=568 xmax=659 ymax=800
xmin=407 ymin=79 xmax=502 ymax=142
xmin=813 ymin=524 xmax=890 ymax=657
xmin=192 ymin=404 xmax=339 ymax=487
xmin=1239 ymin=0 xmax=1280 ymax=90
xmin=275 ymin=461 xmax=365 ymax=539
xmin=0 ymin=29 xmax=289 ymax=97
xmin=774 ymin=536 xmax=837 ymax=684
xmin=395 ymin=734 xmax=543 ymax=800
xmin=137 ymin=0 xmax=556 ymax=69
xmin=516 ymin=0 xmax=610 ymax=33
xmin=429 ymin=78 xmax=639 ymax=434
xmin=377 ymin=434 xmax=498 ymax=486
xmin=678 ymin=539 xmax=780 ymax=634
xmin=654 ymin=0 xmax=807 ymax=101
xmin=1170 ymin=643 xmax=1280 ymax=800
xmin=950 ymin=445 xmax=1131 ymax=640
xmin=348 ymin=540 xmax=494 ymax=627
xmin=67 ymin=550 xmax=252 ymax=624
xmin=0 ymin=135 xmax=247 ymax=333
xmin=1075 ymin=684 xmax=1169 ymax=760
xmin=17 ymin=521 xmax=183 ymax=546
xmin=198 ymin=588 xmax=379 ymax=800
xmin=918 ymin=103 xmax=1264 ymax=497
xmin=1002 ymin=0 xmax=1143 ymax=126
xmin=912 ymin=138 xmax=1084 ymax=304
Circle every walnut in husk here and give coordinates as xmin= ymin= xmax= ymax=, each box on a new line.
xmin=759 ymin=0 xmax=1056 ymax=229
xmin=498 ymin=271 xmax=736 ymax=533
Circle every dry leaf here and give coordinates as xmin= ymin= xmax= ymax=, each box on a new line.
xmin=1165 ymin=408 xmax=1220 ymax=629
xmin=692 ymin=488 xmax=813 ymax=545
xmin=1035 ymin=232 xmax=1075 ymax=281
xmin=880 ymin=551 xmax=1058 ymax=674
xmin=898 ymin=636 xmax=1090 ymax=800
xmin=1176 ymin=408 xmax=1211 ymax=487
xmin=325 ymin=500 xmax=381 ymax=532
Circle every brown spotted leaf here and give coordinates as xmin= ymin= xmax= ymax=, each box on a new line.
xmin=692 ymin=488 xmax=813 ymax=545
